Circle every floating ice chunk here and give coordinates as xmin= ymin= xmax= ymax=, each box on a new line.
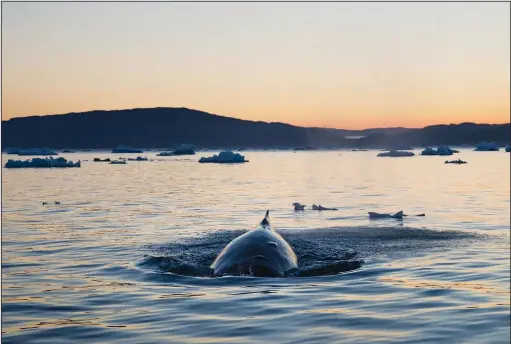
xmin=16 ymin=147 xmax=59 ymax=156
xmin=377 ymin=150 xmax=415 ymax=157
xmin=5 ymin=157 xmax=80 ymax=168
xmin=172 ymin=144 xmax=196 ymax=155
xmin=198 ymin=151 xmax=248 ymax=163
xmin=110 ymin=160 xmax=127 ymax=164
xmin=127 ymin=156 xmax=148 ymax=161
xmin=112 ymin=146 xmax=143 ymax=153
xmin=474 ymin=142 xmax=500 ymax=151
xmin=420 ymin=145 xmax=457 ymax=156
xmin=157 ymin=144 xmax=196 ymax=156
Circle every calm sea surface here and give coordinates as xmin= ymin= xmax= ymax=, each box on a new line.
xmin=2 ymin=149 xmax=510 ymax=343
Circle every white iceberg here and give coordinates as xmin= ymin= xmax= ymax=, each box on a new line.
xmin=172 ymin=144 xmax=196 ymax=155
xmin=16 ymin=147 xmax=59 ymax=156
xmin=420 ymin=145 xmax=457 ymax=156
xmin=199 ymin=151 xmax=248 ymax=163
xmin=377 ymin=150 xmax=415 ymax=157
xmin=5 ymin=157 xmax=80 ymax=168
xmin=474 ymin=142 xmax=499 ymax=151
xmin=112 ymin=146 xmax=143 ymax=153
xmin=157 ymin=144 xmax=196 ymax=156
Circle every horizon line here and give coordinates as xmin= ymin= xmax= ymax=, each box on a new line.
xmin=2 ymin=106 xmax=509 ymax=132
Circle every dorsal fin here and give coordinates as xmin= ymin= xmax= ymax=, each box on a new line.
xmin=260 ymin=210 xmax=270 ymax=226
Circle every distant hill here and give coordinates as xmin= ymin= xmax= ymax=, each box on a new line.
xmin=1 ymin=108 xmax=509 ymax=149
xmin=353 ymin=122 xmax=510 ymax=148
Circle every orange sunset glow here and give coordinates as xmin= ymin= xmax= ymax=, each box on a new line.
xmin=1 ymin=2 xmax=509 ymax=129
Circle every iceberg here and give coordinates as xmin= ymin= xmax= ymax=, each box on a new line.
xmin=198 ymin=151 xmax=249 ymax=163
xmin=5 ymin=157 xmax=80 ymax=168
xmin=171 ymin=144 xmax=196 ymax=155
xmin=112 ymin=146 xmax=143 ymax=153
xmin=474 ymin=142 xmax=499 ymax=151
xmin=377 ymin=150 xmax=415 ymax=157
xmin=127 ymin=156 xmax=149 ymax=161
xmin=16 ymin=147 xmax=59 ymax=156
xmin=420 ymin=145 xmax=457 ymax=156
xmin=157 ymin=144 xmax=196 ymax=156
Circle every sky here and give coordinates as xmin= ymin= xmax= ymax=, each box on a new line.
xmin=1 ymin=2 xmax=509 ymax=129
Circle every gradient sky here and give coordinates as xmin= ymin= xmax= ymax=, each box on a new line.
xmin=2 ymin=2 xmax=509 ymax=129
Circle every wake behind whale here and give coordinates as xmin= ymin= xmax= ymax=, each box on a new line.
xmin=138 ymin=214 xmax=483 ymax=278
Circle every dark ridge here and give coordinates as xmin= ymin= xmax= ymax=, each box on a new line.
xmin=2 ymin=107 xmax=509 ymax=149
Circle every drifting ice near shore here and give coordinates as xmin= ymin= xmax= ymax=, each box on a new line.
xmin=420 ymin=145 xmax=458 ymax=156
xmin=157 ymin=144 xmax=196 ymax=156
xmin=5 ymin=157 xmax=80 ymax=168
xmin=112 ymin=146 xmax=143 ymax=153
xmin=199 ymin=151 xmax=248 ymax=163
xmin=8 ymin=147 xmax=59 ymax=156
xmin=474 ymin=142 xmax=499 ymax=151
xmin=377 ymin=150 xmax=415 ymax=157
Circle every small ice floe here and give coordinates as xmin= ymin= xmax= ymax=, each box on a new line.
xmin=172 ymin=144 xmax=196 ymax=155
xmin=474 ymin=142 xmax=500 ymax=151
xmin=377 ymin=150 xmax=415 ymax=157
xmin=16 ymin=147 xmax=59 ymax=156
xmin=157 ymin=144 xmax=196 ymax=156
xmin=293 ymin=203 xmax=306 ymax=211
xmin=312 ymin=204 xmax=338 ymax=211
xmin=198 ymin=151 xmax=248 ymax=163
xmin=110 ymin=160 xmax=127 ymax=164
xmin=127 ymin=156 xmax=148 ymax=161
xmin=445 ymin=159 xmax=467 ymax=164
xmin=5 ymin=157 xmax=80 ymax=168
xmin=93 ymin=158 xmax=111 ymax=162
xmin=421 ymin=145 xmax=458 ymax=156
xmin=111 ymin=146 xmax=143 ymax=153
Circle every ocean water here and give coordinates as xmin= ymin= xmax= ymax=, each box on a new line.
xmin=2 ymin=149 xmax=510 ymax=343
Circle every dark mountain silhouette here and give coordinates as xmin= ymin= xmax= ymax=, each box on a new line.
xmin=1 ymin=107 xmax=509 ymax=149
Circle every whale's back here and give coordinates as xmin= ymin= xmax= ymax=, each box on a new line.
xmin=211 ymin=225 xmax=297 ymax=277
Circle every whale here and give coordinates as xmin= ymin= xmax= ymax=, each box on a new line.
xmin=211 ymin=210 xmax=298 ymax=277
